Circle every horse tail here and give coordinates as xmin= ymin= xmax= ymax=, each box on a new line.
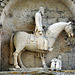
xmin=19 ymin=50 xmax=26 ymax=69
xmin=9 ymin=33 xmax=14 ymax=65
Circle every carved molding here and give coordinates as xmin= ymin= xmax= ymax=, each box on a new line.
xmin=0 ymin=27 xmax=2 ymax=70
xmin=0 ymin=0 xmax=75 ymax=17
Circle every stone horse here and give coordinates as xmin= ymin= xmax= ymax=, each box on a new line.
xmin=9 ymin=22 xmax=73 ymax=69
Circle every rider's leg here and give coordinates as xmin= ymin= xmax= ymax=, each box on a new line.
xmin=44 ymin=39 xmax=48 ymax=50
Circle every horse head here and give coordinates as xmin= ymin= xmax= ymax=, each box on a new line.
xmin=64 ymin=22 xmax=73 ymax=37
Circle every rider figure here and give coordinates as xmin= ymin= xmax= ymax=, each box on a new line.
xmin=35 ymin=7 xmax=48 ymax=50
xmin=35 ymin=7 xmax=44 ymax=36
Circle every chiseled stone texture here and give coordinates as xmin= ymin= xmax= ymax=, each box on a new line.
xmin=0 ymin=0 xmax=9 ymax=15
xmin=0 ymin=28 xmax=2 ymax=70
xmin=0 ymin=0 xmax=75 ymax=71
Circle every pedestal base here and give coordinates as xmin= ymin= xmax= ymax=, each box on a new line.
xmin=9 ymin=68 xmax=49 ymax=72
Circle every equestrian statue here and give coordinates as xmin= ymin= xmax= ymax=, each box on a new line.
xmin=9 ymin=7 xmax=73 ymax=69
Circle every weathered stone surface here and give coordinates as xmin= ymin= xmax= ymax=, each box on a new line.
xmin=0 ymin=70 xmax=75 ymax=75
xmin=0 ymin=28 xmax=2 ymax=71
xmin=22 ymin=51 xmax=42 ymax=68
xmin=0 ymin=0 xmax=75 ymax=71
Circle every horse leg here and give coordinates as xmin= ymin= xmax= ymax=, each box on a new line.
xmin=44 ymin=38 xmax=53 ymax=52
xmin=13 ymin=51 xmax=20 ymax=68
xmin=41 ymin=53 xmax=48 ymax=68
xmin=19 ymin=50 xmax=26 ymax=69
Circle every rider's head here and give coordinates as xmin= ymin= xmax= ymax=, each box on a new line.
xmin=39 ymin=7 xmax=44 ymax=15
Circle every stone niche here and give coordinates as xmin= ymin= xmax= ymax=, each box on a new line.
xmin=1 ymin=0 xmax=75 ymax=70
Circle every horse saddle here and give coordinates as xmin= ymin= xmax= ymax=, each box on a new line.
xmin=28 ymin=34 xmax=45 ymax=50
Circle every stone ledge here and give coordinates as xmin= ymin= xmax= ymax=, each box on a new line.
xmin=0 ymin=70 xmax=75 ymax=75
xmin=9 ymin=68 xmax=49 ymax=72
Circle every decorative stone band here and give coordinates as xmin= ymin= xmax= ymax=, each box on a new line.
xmin=0 ymin=70 xmax=75 ymax=74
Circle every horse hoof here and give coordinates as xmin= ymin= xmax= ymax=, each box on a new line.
xmin=48 ymin=48 xmax=53 ymax=52
xmin=15 ymin=65 xmax=20 ymax=68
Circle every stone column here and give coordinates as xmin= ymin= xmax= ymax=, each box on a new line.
xmin=0 ymin=26 xmax=2 ymax=70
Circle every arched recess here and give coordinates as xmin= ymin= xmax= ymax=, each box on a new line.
xmin=0 ymin=0 xmax=75 ymax=18
xmin=61 ymin=0 xmax=75 ymax=17
xmin=0 ymin=0 xmax=75 ymax=70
